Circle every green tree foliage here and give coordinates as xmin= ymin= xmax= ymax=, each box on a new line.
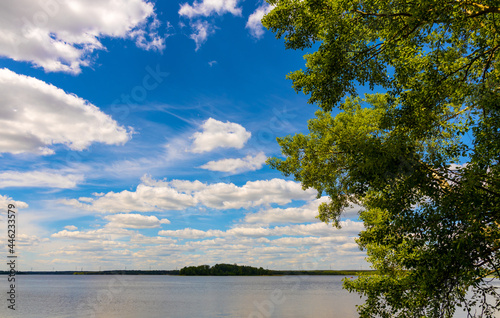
xmin=179 ymin=264 xmax=270 ymax=276
xmin=263 ymin=0 xmax=500 ymax=317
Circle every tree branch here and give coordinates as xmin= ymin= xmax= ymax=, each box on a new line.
xmin=466 ymin=6 xmax=500 ymax=19
xmin=354 ymin=10 xmax=412 ymax=18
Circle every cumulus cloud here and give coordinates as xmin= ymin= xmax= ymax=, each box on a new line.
xmin=244 ymin=197 xmax=330 ymax=225
xmin=270 ymin=236 xmax=350 ymax=247
xmin=61 ymin=184 xmax=197 ymax=213
xmin=245 ymin=198 xmax=363 ymax=225
xmin=61 ymin=176 xmax=316 ymax=213
xmin=64 ymin=225 xmax=78 ymax=231
xmin=129 ymin=234 xmax=177 ymax=245
xmin=179 ymin=0 xmax=242 ymax=18
xmin=191 ymin=118 xmax=251 ymax=153
xmin=158 ymin=228 xmax=224 ymax=239
xmin=8 ymin=234 xmax=47 ymax=247
xmin=46 ymin=217 xmax=366 ymax=269
xmin=246 ymin=4 xmax=274 ymax=39
xmin=151 ymin=179 xmax=207 ymax=194
xmin=199 ymin=152 xmax=267 ymax=173
xmin=0 ymin=171 xmax=84 ymax=188
xmin=0 ymin=68 xmax=131 ymax=155
xmin=195 ymin=178 xmax=316 ymax=209
xmin=159 ymin=221 xmax=364 ymax=239
xmin=51 ymin=227 xmax=133 ymax=240
xmin=0 ymin=194 xmax=29 ymax=209
xmin=0 ymin=0 xmax=164 ymax=74
xmin=104 ymin=213 xmax=170 ymax=229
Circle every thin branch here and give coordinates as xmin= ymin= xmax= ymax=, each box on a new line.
xmin=440 ymin=105 xmax=470 ymax=123
xmin=466 ymin=7 xmax=500 ymax=19
xmin=482 ymin=44 xmax=500 ymax=82
xmin=354 ymin=10 xmax=412 ymax=18
xmin=419 ymin=162 xmax=500 ymax=198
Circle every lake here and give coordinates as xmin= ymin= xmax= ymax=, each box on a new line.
xmin=0 ymin=275 xmax=498 ymax=317
xmin=1 ymin=275 xmax=361 ymax=318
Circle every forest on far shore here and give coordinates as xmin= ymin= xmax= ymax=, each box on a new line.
xmin=0 ymin=265 xmax=372 ymax=276
xmin=179 ymin=264 xmax=371 ymax=276
xmin=179 ymin=264 xmax=270 ymax=276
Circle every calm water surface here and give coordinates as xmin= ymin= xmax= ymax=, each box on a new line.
xmin=0 ymin=275 xmax=498 ymax=318
xmin=1 ymin=275 xmax=361 ymax=318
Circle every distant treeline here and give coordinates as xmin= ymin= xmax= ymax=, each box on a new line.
xmin=180 ymin=264 xmax=271 ymax=276
xmin=178 ymin=264 xmax=375 ymax=276
xmin=0 ymin=268 xmax=375 ymax=276
xmin=271 ymin=270 xmax=374 ymax=276
xmin=0 ymin=270 xmax=180 ymax=275
xmin=71 ymin=270 xmax=180 ymax=275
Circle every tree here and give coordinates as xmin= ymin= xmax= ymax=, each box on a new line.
xmin=179 ymin=264 xmax=271 ymax=276
xmin=263 ymin=0 xmax=500 ymax=317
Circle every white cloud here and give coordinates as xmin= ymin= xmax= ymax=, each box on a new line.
xmin=0 ymin=194 xmax=29 ymax=209
xmin=189 ymin=20 xmax=213 ymax=51
xmin=158 ymin=228 xmax=224 ymax=239
xmin=191 ymin=118 xmax=251 ymax=153
xmin=64 ymin=225 xmax=78 ymax=231
xmin=159 ymin=221 xmax=364 ymax=239
xmin=0 ymin=68 xmax=131 ymax=155
xmin=179 ymin=0 xmax=242 ymax=18
xmin=179 ymin=0 xmax=242 ymax=50
xmin=51 ymin=227 xmax=133 ymax=240
xmin=270 ymin=236 xmax=350 ymax=247
xmin=0 ymin=0 xmax=164 ymax=74
xmin=129 ymin=233 xmax=177 ymax=245
xmin=246 ymin=4 xmax=274 ymax=39
xmin=244 ymin=197 xmax=330 ymax=225
xmin=12 ymin=234 xmax=46 ymax=246
xmin=195 ymin=178 xmax=316 ymax=209
xmin=44 ymin=216 xmax=367 ymax=269
xmin=61 ymin=183 xmax=197 ymax=213
xmin=0 ymin=171 xmax=84 ymax=188
xmin=78 ymin=197 xmax=94 ymax=203
xmin=145 ymin=177 xmax=207 ymax=194
xmin=61 ymin=176 xmax=316 ymax=213
xmin=104 ymin=214 xmax=170 ymax=229
xmin=245 ymin=198 xmax=363 ymax=225
xmin=199 ymin=152 xmax=267 ymax=173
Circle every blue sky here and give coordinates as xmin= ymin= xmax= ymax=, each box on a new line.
xmin=0 ymin=0 xmax=367 ymax=271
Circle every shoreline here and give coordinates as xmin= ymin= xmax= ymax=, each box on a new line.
xmin=0 ymin=269 xmax=375 ymax=276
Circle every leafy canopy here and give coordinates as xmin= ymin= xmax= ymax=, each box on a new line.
xmin=263 ymin=0 xmax=500 ymax=317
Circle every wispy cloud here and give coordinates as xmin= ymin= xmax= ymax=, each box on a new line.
xmin=189 ymin=20 xmax=213 ymax=51
xmin=0 ymin=171 xmax=84 ymax=188
xmin=246 ymin=4 xmax=274 ymax=39
xmin=179 ymin=0 xmax=242 ymax=50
